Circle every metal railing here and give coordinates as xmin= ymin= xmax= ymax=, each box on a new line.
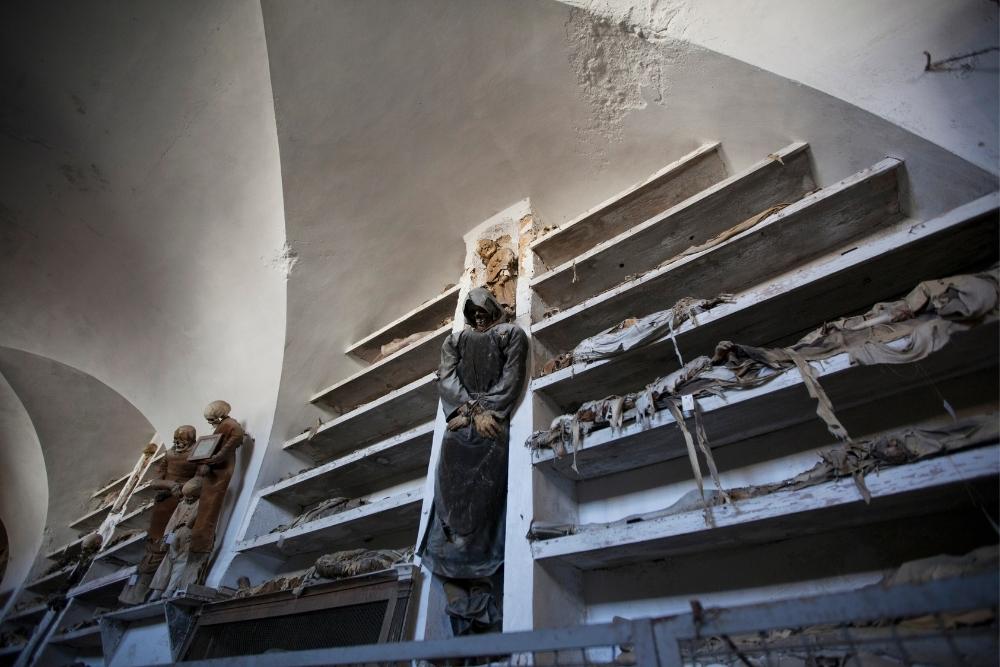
xmin=145 ymin=571 xmax=997 ymax=667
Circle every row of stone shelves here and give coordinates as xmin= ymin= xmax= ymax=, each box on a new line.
xmin=529 ymin=143 xmax=727 ymax=268
xmin=533 ymin=445 xmax=999 ymax=569
xmin=531 ymin=193 xmax=999 ymax=410
xmin=533 ymin=321 xmax=998 ymax=480
xmin=285 ymin=373 xmax=438 ymax=464
xmin=0 ymin=443 xmax=166 ymax=665
xmin=235 ymin=268 xmax=462 ymax=584
xmin=532 ymin=153 xmax=904 ymax=353
xmin=513 ymin=139 xmax=999 ymax=630
xmin=238 ymin=485 xmax=424 ymax=558
xmin=531 ymin=143 xmax=817 ymax=316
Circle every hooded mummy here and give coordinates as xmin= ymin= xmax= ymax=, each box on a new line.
xmin=420 ymin=287 xmax=528 ymax=633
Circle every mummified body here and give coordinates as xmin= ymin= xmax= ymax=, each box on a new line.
xmin=149 ymin=478 xmax=204 ymax=600
xmin=420 ymin=288 xmax=527 ymax=634
xmin=192 ymin=400 xmax=245 ymax=554
xmin=120 ymin=425 xmax=200 ymax=605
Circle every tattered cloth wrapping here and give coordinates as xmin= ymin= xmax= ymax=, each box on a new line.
xmin=420 ymin=288 xmax=528 ymax=582
xmin=314 ymin=548 xmax=410 ymax=579
xmin=528 ymin=414 xmax=998 ymax=540
xmin=271 ymin=496 xmax=366 ymax=534
xmin=149 ymin=497 xmax=208 ymax=599
xmin=232 ymin=549 xmax=413 ymax=599
xmin=526 ymin=270 xmax=999 ymax=522
xmin=138 ymin=446 xmax=201 ymax=570
xmin=539 ymin=294 xmax=732 ymax=376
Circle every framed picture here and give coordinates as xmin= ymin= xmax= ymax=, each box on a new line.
xmin=187 ymin=434 xmax=222 ymax=462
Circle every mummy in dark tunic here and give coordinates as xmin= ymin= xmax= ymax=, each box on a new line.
xmin=421 ymin=288 xmax=527 ymax=633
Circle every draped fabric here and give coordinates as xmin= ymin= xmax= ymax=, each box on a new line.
xmin=423 ymin=289 xmax=527 ymax=580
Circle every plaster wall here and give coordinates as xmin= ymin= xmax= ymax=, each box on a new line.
xmin=559 ymin=0 xmax=999 ymax=173
xmin=0 ymin=371 xmax=46 ymax=598
xmin=0 ymin=349 xmax=155 ymax=559
xmin=0 ymin=0 xmax=287 ymax=581
xmin=257 ymin=0 xmax=995 ymax=497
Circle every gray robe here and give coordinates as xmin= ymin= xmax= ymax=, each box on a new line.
xmin=421 ymin=288 xmax=527 ymax=580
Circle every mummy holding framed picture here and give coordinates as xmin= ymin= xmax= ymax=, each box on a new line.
xmin=187 ymin=434 xmax=222 ymax=462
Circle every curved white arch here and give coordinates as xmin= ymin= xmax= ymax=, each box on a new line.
xmin=0 ymin=367 xmax=47 ymax=599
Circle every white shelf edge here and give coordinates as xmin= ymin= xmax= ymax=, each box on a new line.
xmin=95 ymin=531 xmax=148 ymax=563
xmin=529 ymin=142 xmax=722 ymax=256
xmin=264 ymin=422 xmax=435 ymax=499
xmin=67 ymin=565 xmax=136 ymax=599
xmin=345 ymin=284 xmax=460 ymax=357
xmin=529 ymin=142 xmax=810 ymax=290
xmin=312 ymin=324 xmax=450 ymax=405
xmin=531 ymin=322 xmax=996 ymax=471
xmin=531 ymin=153 xmax=896 ymax=339
xmin=532 ymin=444 xmax=1000 ymax=564
xmin=290 ymin=372 xmax=437 ymax=448
xmin=237 ymin=488 xmax=424 ymax=553
xmin=530 ymin=189 xmax=997 ymax=395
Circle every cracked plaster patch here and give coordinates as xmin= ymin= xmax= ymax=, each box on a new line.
xmin=267 ymin=242 xmax=299 ymax=279
xmin=564 ymin=3 xmax=686 ymax=148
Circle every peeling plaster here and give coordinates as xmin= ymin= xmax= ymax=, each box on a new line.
xmin=564 ymin=8 xmax=678 ymax=142
xmin=267 ymin=242 xmax=299 ymax=279
xmin=557 ymin=0 xmax=1000 ymax=173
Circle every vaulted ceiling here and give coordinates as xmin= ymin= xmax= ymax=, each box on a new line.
xmin=0 ymin=0 xmax=995 ymax=594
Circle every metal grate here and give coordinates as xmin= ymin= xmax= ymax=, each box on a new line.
xmin=678 ymin=614 xmax=998 ymax=666
xmin=185 ymin=600 xmax=388 ymax=659
xmin=145 ymin=571 xmax=996 ymax=667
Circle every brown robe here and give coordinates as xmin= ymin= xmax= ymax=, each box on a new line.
xmin=137 ymin=446 xmax=200 ymax=575
xmin=190 ymin=417 xmax=244 ymax=553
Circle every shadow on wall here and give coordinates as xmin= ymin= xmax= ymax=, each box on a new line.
xmin=0 ymin=347 xmax=155 ymax=591
xmin=0 ymin=520 xmax=8 ymax=586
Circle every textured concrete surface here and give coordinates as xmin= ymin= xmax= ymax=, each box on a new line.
xmin=0 ymin=0 xmax=286 ymax=589
xmin=0 ymin=0 xmax=995 ymax=621
xmin=559 ymin=0 xmax=999 ymax=173
xmin=258 ymin=0 xmax=995 ymax=493
xmin=0 ymin=369 xmax=46 ymax=598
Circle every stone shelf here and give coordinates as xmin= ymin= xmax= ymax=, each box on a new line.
xmin=533 ymin=445 xmax=999 ymax=570
xmin=25 ymin=566 xmax=75 ymax=595
xmin=531 ymin=156 xmax=903 ymax=354
xmin=4 ymin=602 xmax=47 ymax=625
xmin=68 ymin=566 xmax=136 ymax=607
xmin=116 ymin=502 xmax=154 ymax=531
xmin=140 ymin=452 xmax=164 ymax=480
xmin=95 ymin=532 xmax=147 ymax=566
xmin=44 ymin=537 xmax=85 ymax=563
xmin=49 ymin=624 xmax=101 ymax=649
xmin=346 ymin=284 xmax=460 ymax=364
xmin=0 ymin=643 xmax=25 ymax=657
xmin=312 ymin=324 xmax=450 ymax=414
xmin=530 ymin=143 xmax=726 ymax=268
xmin=264 ymin=422 xmax=434 ymax=509
xmin=287 ymin=373 xmax=439 ymax=463
xmin=98 ymin=592 xmax=207 ymax=624
xmin=237 ymin=488 xmax=424 ymax=558
xmin=128 ymin=481 xmax=159 ymax=504
xmin=89 ymin=452 xmax=164 ymax=502
xmin=68 ymin=502 xmax=113 ymax=533
xmin=90 ymin=472 xmax=130 ymax=500
xmin=532 ymin=320 xmax=998 ymax=480
xmin=531 ymin=143 xmax=816 ymax=313
xmin=532 ymin=193 xmax=1000 ymax=411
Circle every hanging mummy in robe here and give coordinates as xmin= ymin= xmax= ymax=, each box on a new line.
xmin=420 ymin=287 xmax=527 ymax=634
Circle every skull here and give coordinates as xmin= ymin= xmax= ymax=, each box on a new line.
xmin=173 ymin=425 xmax=196 ymax=451
xmin=203 ymin=400 xmax=231 ymax=426
xmin=181 ymin=477 xmax=202 ymax=499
